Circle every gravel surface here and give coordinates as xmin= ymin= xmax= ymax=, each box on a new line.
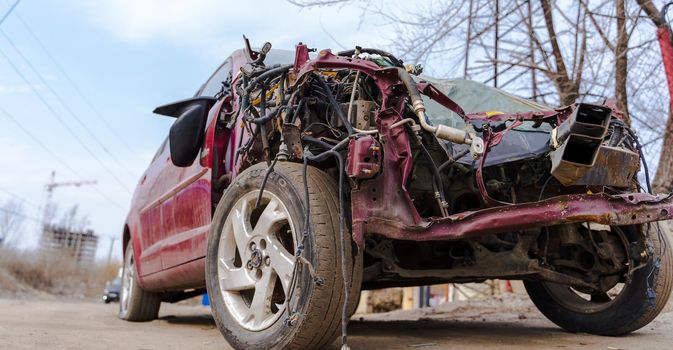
xmin=0 ymin=295 xmax=670 ymax=350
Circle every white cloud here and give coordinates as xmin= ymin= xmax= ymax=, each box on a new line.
xmin=70 ymin=0 xmax=393 ymax=53
xmin=77 ymin=0 xmax=226 ymax=43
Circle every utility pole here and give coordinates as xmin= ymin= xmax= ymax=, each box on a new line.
xmin=106 ymin=236 xmax=117 ymax=265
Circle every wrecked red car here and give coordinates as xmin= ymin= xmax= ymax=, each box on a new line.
xmin=119 ymin=38 xmax=672 ymax=350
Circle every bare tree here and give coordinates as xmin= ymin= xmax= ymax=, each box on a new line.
xmin=635 ymin=0 xmax=673 ymax=194
xmin=290 ymin=0 xmax=670 ymax=189
xmin=290 ymin=0 xmax=602 ymax=105
xmin=58 ymin=205 xmax=90 ymax=234
xmin=0 ymin=199 xmax=25 ymax=247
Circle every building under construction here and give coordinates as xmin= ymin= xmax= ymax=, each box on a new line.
xmin=39 ymin=224 xmax=98 ymax=263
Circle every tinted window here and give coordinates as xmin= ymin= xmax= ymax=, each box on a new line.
xmin=200 ymin=58 xmax=233 ymax=97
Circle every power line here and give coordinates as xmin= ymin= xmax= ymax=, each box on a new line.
xmin=0 ymin=46 xmax=133 ymax=194
xmin=0 ymin=106 xmax=125 ymax=210
xmin=0 ymin=204 xmax=119 ymax=246
xmin=0 ymin=187 xmax=40 ymax=208
xmin=0 ymin=0 xmax=19 ymax=27
xmin=11 ymin=9 xmax=142 ymax=162
xmin=0 ymin=28 xmax=138 ymax=179
xmin=0 ymin=206 xmax=43 ymax=224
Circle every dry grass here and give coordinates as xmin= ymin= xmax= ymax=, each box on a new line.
xmin=0 ymin=246 xmax=119 ymax=299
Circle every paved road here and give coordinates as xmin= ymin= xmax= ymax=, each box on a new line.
xmin=0 ymin=296 xmax=671 ymax=349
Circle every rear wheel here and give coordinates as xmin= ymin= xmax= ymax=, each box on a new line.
xmin=206 ymin=162 xmax=357 ymax=350
xmin=525 ymin=223 xmax=672 ymax=335
xmin=118 ymin=242 xmax=161 ymax=321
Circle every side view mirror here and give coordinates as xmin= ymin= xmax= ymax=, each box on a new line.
xmin=153 ymin=97 xmax=216 ymax=167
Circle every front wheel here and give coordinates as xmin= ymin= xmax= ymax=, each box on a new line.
xmin=525 ymin=222 xmax=672 ymax=335
xmin=206 ymin=162 xmax=356 ymax=350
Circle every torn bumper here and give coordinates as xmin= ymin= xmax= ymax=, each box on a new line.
xmin=356 ymin=192 xmax=673 ymax=242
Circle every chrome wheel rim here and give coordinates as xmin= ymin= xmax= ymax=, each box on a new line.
xmin=120 ymin=248 xmax=135 ymax=315
xmin=217 ymin=190 xmax=297 ymax=331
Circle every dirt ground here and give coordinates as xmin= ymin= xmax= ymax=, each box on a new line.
xmin=0 ymin=294 xmax=671 ymax=350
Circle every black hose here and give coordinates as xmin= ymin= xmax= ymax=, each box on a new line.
xmin=247 ymin=104 xmax=285 ymax=125
xmin=337 ymin=48 xmax=404 ymax=67
xmin=244 ymin=64 xmax=293 ymax=94
xmin=254 ymin=156 xmax=279 ymax=209
xmin=608 ymin=123 xmax=623 ymax=147
xmin=301 ymin=136 xmax=335 ymax=151
xmin=312 ymin=74 xmax=355 ymax=136
xmin=243 ymin=64 xmax=282 ymax=79
xmin=283 ymin=90 xmax=301 ymax=124
xmin=397 ymin=68 xmax=423 ymax=108
xmin=417 ymin=141 xmax=448 ymax=215
xmin=234 ymin=127 xmax=259 ymax=165
xmin=289 ymin=98 xmax=306 ymax=124
xmin=438 ymin=149 xmax=470 ymax=172
xmin=279 ymin=72 xmax=286 ymax=103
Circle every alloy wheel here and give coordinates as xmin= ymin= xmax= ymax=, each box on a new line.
xmin=216 ymin=190 xmax=297 ymax=331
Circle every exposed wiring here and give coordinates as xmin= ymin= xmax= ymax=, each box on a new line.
xmin=538 ymin=176 xmax=554 ymax=266
xmin=313 ymin=74 xmax=355 ymax=136
xmin=416 ymin=137 xmax=449 ymax=217
xmin=438 ymin=148 xmax=470 ymax=172
xmin=301 ymin=148 xmax=351 ymax=350
xmin=254 ymin=156 xmax=279 ymax=209
xmin=346 ymin=70 xmax=360 ymax=122
xmin=627 ymin=128 xmax=653 ymax=194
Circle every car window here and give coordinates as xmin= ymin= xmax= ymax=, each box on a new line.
xmin=200 ymin=58 xmax=233 ymax=97
xmin=264 ymin=50 xmax=295 ymax=66
xmin=151 ymin=137 xmax=168 ymax=163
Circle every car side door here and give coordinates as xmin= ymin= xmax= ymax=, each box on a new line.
xmin=135 ymin=138 xmax=170 ymax=275
xmin=157 ymin=58 xmax=233 ymax=270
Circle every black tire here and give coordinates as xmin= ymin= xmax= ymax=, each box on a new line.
xmin=118 ymin=242 xmax=161 ymax=322
xmin=525 ymin=222 xmax=673 ymax=335
xmin=206 ymin=162 xmax=356 ymax=350
xmin=310 ymin=167 xmax=363 ymax=319
xmin=348 ymin=251 xmax=363 ymax=317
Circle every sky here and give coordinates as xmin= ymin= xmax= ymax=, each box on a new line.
xmin=0 ymin=0 xmax=401 ymax=262
xmin=1 ymin=1 xmax=667 ymax=264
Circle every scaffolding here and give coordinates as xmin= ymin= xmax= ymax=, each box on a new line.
xmin=40 ymin=224 xmax=98 ymax=263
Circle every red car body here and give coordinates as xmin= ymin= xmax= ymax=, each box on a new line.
xmin=116 ymin=37 xmax=673 ymax=349
xmin=124 ymin=49 xmax=252 ymax=291
xmin=124 ymin=45 xmax=673 ymax=294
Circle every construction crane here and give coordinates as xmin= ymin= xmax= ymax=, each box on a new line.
xmin=40 ymin=171 xmax=97 ymax=225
